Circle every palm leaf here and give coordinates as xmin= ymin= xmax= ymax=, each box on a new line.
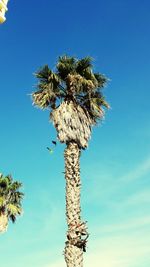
xmin=57 ymin=55 xmax=76 ymax=80
xmin=94 ymin=73 xmax=107 ymax=88
xmin=35 ymin=65 xmax=52 ymax=82
xmin=9 ymin=214 xmax=16 ymax=223
xmin=7 ymin=203 xmax=22 ymax=216
xmin=75 ymin=57 xmax=98 ymax=89
xmin=0 ymin=197 xmax=5 ymax=208
xmin=33 ymin=66 xmax=62 ymax=109
xmin=76 ymin=57 xmax=93 ymax=74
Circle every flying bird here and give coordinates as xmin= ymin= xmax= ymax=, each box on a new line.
xmin=52 ymin=140 xmax=57 ymax=146
xmin=46 ymin=147 xmax=53 ymax=153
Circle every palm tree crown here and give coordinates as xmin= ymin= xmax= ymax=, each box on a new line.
xmin=32 ymin=56 xmax=109 ymax=148
xmin=0 ymin=173 xmax=24 ymax=223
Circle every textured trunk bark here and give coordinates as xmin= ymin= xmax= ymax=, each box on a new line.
xmin=0 ymin=213 xmax=8 ymax=233
xmin=64 ymin=142 xmax=88 ymax=267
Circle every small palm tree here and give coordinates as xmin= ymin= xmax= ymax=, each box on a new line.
xmin=31 ymin=55 xmax=109 ymax=266
xmin=0 ymin=173 xmax=24 ymax=233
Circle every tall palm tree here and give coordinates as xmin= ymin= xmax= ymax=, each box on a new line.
xmin=31 ymin=55 xmax=109 ymax=266
xmin=0 ymin=173 xmax=24 ymax=233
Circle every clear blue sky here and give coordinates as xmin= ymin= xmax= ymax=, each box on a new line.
xmin=0 ymin=1 xmax=150 ymax=266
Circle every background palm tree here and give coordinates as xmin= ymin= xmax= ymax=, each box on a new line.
xmin=0 ymin=173 xmax=24 ymax=233
xmin=31 ymin=55 xmax=109 ymax=266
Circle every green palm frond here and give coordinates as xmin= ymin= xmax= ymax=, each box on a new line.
xmin=9 ymin=214 xmax=16 ymax=223
xmin=58 ymin=55 xmax=76 ymax=66
xmin=36 ymin=65 xmax=60 ymax=91
xmin=90 ymin=98 xmax=104 ymax=117
xmin=80 ymin=91 xmax=110 ymax=123
xmin=11 ymin=181 xmax=22 ymax=191
xmin=10 ymin=191 xmax=24 ymax=205
xmin=76 ymin=57 xmax=93 ymax=74
xmin=32 ymin=89 xmax=52 ymax=109
xmin=7 ymin=203 xmax=22 ymax=215
xmin=99 ymin=97 xmax=110 ymax=109
xmin=66 ymin=74 xmax=94 ymax=94
xmin=32 ymin=65 xmax=62 ymax=109
xmin=74 ymin=57 xmax=98 ymax=89
xmin=94 ymin=73 xmax=108 ymax=88
xmin=0 ymin=196 xmax=5 ymax=208
xmin=0 ymin=173 xmax=24 ymax=224
xmin=0 ymin=179 xmax=8 ymax=190
xmin=0 ymin=175 xmax=11 ymax=189
xmin=57 ymin=55 xmax=76 ymax=80
xmin=35 ymin=65 xmax=52 ymax=82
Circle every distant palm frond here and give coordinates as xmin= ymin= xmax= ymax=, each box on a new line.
xmin=0 ymin=173 xmax=24 ymax=229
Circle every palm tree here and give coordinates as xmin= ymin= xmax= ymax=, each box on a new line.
xmin=0 ymin=173 xmax=24 ymax=233
xmin=31 ymin=55 xmax=109 ymax=266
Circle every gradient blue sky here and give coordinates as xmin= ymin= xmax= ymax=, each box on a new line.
xmin=0 ymin=1 xmax=150 ymax=266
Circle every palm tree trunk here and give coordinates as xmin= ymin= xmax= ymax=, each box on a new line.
xmin=64 ymin=142 xmax=88 ymax=267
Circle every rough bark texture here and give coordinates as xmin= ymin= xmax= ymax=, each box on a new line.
xmin=64 ymin=142 xmax=88 ymax=267
xmin=0 ymin=213 xmax=8 ymax=233
xmin=51 ymin=101 xmax=92 ymax=149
